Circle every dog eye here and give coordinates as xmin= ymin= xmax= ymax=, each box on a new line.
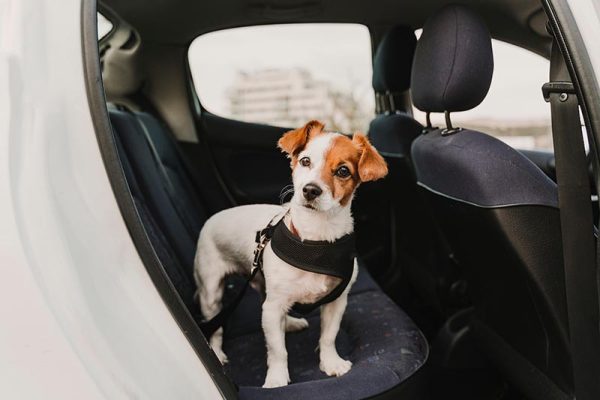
xmin=335 ymin=166 xmax=351 ymax=178
xmin=299 ymin=157 xmax=311 ymax=167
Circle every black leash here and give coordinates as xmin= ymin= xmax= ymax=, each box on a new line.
xmin=198 ymin=212 xmax=284 ymax=338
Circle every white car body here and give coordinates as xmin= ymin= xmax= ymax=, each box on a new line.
xmin=1 ymin=0 xmax=599 ymax=398
xmin=0 ymin=0 xmax=221 ymax=398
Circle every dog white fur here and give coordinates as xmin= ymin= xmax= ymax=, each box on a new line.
xmin=194 ymin=120 xmax=387 ymax=388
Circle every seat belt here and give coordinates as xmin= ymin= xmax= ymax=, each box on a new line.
xmin=544 ymin=36 xmax=600 ymax=399
xmin=133 ymin=113 xmax=199 ymax=239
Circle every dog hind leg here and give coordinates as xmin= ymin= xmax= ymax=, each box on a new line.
xmin=194 ymin=240 xmax=231 ymax=365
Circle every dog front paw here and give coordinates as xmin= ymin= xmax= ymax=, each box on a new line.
xmin=263 ymin=367 xmax=290 ymax=388
xmin=285 ymin=316 xmax=309 ymax=332
xmin=320 ymin=355 xmax=352 ymax=377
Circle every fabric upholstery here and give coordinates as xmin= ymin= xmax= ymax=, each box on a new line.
xmin=411 ymin=5 xmax=494 ymax=113
xmin=223 ymin=266 xmax=381 ymax=339
xmin=368 ymin=113 xmax=423 ymax=156
xmin=411 ymin=128 xmax=558 ymax=208
xmin=224 ymin=270 xmax=428 ymax=400
xmin=109 ymin=108 xmax=429 ymax=399
xmin=372 ymin=25 xmax=417 ymax=94
xmin=110 ymin=110 xmax=205 ymax=268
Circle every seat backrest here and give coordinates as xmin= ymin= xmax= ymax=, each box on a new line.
xmin=109 ymin=109 xmax=207 ymax=309
xmin=410 ymin=5 xmax=572 ymax=398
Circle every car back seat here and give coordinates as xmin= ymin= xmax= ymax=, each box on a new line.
xmin=108 ymin=107 xmax=428 ymax=399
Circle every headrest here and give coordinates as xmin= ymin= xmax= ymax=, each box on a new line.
xmin=411 ymin=5 xmax=493 ymax=113
xmin=372 ymin=26 xmax=417 ymax=94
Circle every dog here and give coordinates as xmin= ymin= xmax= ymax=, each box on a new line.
xmin=194 ymin=120 xmax=388 ymax=388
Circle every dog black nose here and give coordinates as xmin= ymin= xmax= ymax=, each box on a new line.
xmin=302 ymin=183 xmax=322 ymax=201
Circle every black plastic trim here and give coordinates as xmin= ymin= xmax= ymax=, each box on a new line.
xmin=543 ymin=0 xmax=600 ymax=195
xmin=81 ymin=1 xmax=237 ymax=398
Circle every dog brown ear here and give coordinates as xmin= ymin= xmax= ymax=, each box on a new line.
xmin=278 ymin=120 xmax=324 ymax=158
xmin=353 ymin=134 xmax=388 ymax=182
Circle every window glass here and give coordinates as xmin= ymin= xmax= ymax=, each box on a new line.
xmin=414 ymin=31 xmax=552 ymax=151
xmin=97 ymin=12 xmax=113 ymax=40
xmin=188 ymin=24 xmax=374 ymax=133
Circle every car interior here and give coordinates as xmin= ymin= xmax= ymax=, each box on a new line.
xmin=92 ymin=0 xmax=593 ymax=398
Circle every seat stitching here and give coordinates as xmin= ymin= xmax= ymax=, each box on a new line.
xmin=441 ymin=7 xmax=459 ymax=108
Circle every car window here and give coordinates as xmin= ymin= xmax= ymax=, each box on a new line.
xmin=97 ymin=12 xmax=113 ymax=40
xmin=414 ymin=32 xmax=552 ymax=151
xmin=188 ymin=24 xmax=374 ymax=133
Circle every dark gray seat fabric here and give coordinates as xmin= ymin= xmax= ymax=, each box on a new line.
xmin=410 ymin=5 xmax=572 ymax=399
xmin=108 ymin=108 xmax=428 ymax=399
xmin=412 ymin=129 xmax=558 ymax=208
xmin=229 ymin=289 xmax=427 ymax=400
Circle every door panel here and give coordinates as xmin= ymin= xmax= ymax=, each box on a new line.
xmin=198 ymin=112 xmax=291 ymax=205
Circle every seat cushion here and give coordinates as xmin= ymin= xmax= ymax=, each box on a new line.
xmin=222 ymin=267 xmax=428 ymax=400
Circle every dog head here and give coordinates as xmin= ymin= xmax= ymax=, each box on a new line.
xmin=278 ymin=120 xmax=388 ymax=213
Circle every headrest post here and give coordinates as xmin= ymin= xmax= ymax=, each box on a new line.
xmin=422 ymin=111 xmax=439 ymax=134
xmin=426 ymin=112 xmax=433 ymax=129
xmin=375 ymin=93 xmax=382 ymax=114
xmin=445 ymin=111 xmax=453 ymax=130
xmin=441 ymin=110 xmax=463 ymax=136
xmin=388 ymin=91 xmax=396 ymax=112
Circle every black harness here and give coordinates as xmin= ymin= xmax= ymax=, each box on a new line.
xmin=200 ymin=213 xmax=356 ymax=337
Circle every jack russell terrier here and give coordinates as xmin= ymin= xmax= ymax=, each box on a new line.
xmin=194 ymin=120 xmax=388 ymax=388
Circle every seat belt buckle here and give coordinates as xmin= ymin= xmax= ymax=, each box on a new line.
xmin=542 ymin=81 xmax=575 ymax=103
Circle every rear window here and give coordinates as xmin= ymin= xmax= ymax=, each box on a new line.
xmin=414 ymin=35 xmax=552 ymax=151
xmin=188 ymin=24 xmax=374 ymax=133
xmin=97 ymin=12 xmax=113 ymax=40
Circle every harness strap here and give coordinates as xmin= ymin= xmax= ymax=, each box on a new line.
xmin=198 ymin=211 xmax=355 ymax=336
xmin=291 ymin=274 xmax=352 ymax=314
xmin=270 ymin=220 xmax=356 ymax=314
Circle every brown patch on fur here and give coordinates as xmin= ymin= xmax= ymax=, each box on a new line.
xmin=322 ymin=134 xmax=388 ymax=206
xmin=278 ymin=120 xmax=325 ymax=166
xmin=322 ymin=135 xmax=361 ymax=206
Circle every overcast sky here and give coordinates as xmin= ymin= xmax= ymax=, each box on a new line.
xmin=100 ymin=18 xmax=551 ymax=125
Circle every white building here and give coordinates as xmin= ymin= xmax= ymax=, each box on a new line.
xmin=227 ymin=68 xmax=369 ymax=132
